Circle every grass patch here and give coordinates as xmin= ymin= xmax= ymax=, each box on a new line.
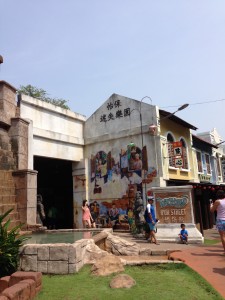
xmin=204 ymin=239 xmax=220 ymax=245
xmin=35 ymin=264 xmax=223 ymax=300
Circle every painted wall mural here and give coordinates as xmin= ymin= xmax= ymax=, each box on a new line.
xmin=87 ymin=144 xmax=157 ymax=229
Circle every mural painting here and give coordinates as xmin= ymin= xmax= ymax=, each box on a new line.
xmin=87 ymin=145 xmax=157 ymax=230
xmin=155 ymin=192 xmax=192 ymax=224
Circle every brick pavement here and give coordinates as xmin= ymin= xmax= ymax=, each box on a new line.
xmin=169 ymin=245 xmax=225 ymax=299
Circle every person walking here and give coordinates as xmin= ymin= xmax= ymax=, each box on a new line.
xmin=210 ymin=189 xmax=225 ymax=254
xmin=82 ymin=200 xmax=93 ymax=228
xmin=145 ymin=197 xmax=160 ymax=245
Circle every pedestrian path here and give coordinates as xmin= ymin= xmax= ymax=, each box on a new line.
xmin=170 ymin=245 xmax=225 ymax=299
xmin=114 ymin=228 xmax=225 ymax=299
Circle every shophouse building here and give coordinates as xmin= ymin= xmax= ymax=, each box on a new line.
xmin=0 ymin=80 xmax=224 ymax=238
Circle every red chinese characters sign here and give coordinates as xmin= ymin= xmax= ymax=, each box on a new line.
xmin=168 ymin=141 xmax=183 ymax=168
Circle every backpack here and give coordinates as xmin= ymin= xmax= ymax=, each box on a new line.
xmin=144 ymin=208 xmax=149 ymax=221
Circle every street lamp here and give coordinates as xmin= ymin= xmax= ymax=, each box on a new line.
xmin=148 ymin=103 xmax=189 ymax=136
xmin=215 ymin=141 xmax=225 ymax=146
xmin=160 ymin=103 xmax=189 ymax=121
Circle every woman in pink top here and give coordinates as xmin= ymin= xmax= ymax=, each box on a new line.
xmin=210 ymin=190 xmax=225 ymax=253
xmin=82 ymin=200 xmax=93 ymax=228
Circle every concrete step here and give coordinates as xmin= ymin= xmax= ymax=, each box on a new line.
xmin=118 ymin=255 xmax=182 ymax=265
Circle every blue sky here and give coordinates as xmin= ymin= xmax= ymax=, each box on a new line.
xmin=1 ymin=1 xmax=225 ymax=139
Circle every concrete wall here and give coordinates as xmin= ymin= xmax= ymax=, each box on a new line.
xmin=19 ymin=94 xmax=86 ymax=164
xmin=160 ymin=118 xmax=195 ymax=182
xmin=83 ymin=94 xmax=161 ymax=216
xmin=18 ymin=94 xmax=87 ymax=228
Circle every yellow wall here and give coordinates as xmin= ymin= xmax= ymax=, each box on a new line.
xmin=160 ymin=118 xmax=195 ymax=181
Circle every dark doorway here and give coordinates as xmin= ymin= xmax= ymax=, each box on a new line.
xmin=34 ymin=156 xmax=73 ymax=229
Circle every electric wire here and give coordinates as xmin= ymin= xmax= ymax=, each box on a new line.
xmin=161 ymin=98 xmax=225 ymax=109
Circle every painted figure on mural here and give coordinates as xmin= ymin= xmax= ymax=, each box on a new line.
xmin=92 ymin=151 xmax=108 ymax=189
xmin=127 ymin=144 xmax=143 ymax=178
xmin=120 ymin=149 xmax=128 ymax=178
xmin=90 ymin=201 xmax=100 ymax=224
xmin=133 ymin=153 xmax=142 ymax=171
xmin=108 ymin=203 xmax=120 ymax=228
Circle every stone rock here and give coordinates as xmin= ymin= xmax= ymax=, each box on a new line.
xmin=83 ymin=240 xmax=109 ymax=264
xmin=106 ymin=233 xmax=140 ymax=256
xmin=91 ymin=254 xmax=124 ymax=276
xmin=110 ymin=274 xmax=136 ymax=289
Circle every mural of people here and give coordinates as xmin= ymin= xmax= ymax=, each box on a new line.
xmin=120 ymin=149 xmax=128 ymax=178
xmin=109 ymin=203 xmax=120 ymax=228
xmin=133 ymin=153 xmax=142 ymax=170
xmin=128 ymin=144 xmax=137 ymax=171
xmin=127 ymin=144 xmax=143 ymax=177
xmin=87 ymin=145 xmax=157 ymax=230
xmin=90 ymin=201 xmax=100 ymax=223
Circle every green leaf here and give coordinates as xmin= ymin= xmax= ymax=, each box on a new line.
xmin=0 ymin=209 xmax=30 ymax=277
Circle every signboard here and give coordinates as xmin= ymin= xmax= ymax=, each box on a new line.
xmin=168 ymin=141 xmax=184 ymax=168
xmin=100 ymin=99 xmax=131 ymax=123
xmin=199 ymin=174 xmax=211 ymax=182
xmin=155 ymin=192 xmax=192 ymax=224
xmin=173 ymin=141 xmax=183 ymax=156
xmin=174 ymin=157 xmax=183 ymax=168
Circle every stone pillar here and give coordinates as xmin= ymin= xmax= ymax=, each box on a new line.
xmin=0 ymin=81 xmax=17 ymax=126
xmin=0 ymin=128 xmax=16 ymax=170
xmin=13 ymin=170 xmax=38 ymax=228
xmin=9 ymin=118 xmax=29 ymax=170
xmin=72 ymin=160 xmax=86 ymax=228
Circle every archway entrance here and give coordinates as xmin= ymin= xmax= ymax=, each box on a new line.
xmin=34 ymin=156 xmax=73 ymax=229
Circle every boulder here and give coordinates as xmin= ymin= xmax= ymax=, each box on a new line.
xmin=83 ymin=239 xmax=109 ymax=264
xmin=91 ymin=254 xmax=124 ymax=276
xmin=110 ymin=274 xmax=136 ymax=289
xmin=106 ymin=233 xmax=140 ymax=256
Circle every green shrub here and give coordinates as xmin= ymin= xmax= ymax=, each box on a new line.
xmin=0 ymin=209 xmax=29 ymax=277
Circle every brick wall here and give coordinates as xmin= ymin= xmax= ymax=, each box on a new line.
xmin=0 ymin=81 xmax=36 ymax=228
xmin=0 ymin=271 xmax=42 ymax=300
xmin=0 ymin=171 xmax=20 ymax=228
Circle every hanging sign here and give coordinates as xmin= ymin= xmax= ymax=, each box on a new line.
xmin=172 ymin=141 xmax=183 ymax=157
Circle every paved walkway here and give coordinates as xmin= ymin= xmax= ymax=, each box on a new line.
xmin=114 ymin=228 xmax=225 ymax=299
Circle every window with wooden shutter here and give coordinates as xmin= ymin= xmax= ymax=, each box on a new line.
xmin=196 ymin=151 xmax=203 ymax=173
